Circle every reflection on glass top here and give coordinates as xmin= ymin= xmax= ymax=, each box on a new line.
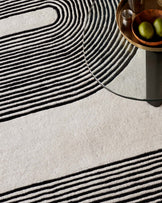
xmin=83 ymin=0 xmax=162 ymax=101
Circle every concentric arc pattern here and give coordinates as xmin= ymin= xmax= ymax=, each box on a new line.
xmin=0 ymin=0 xmax=137 ymax=122
xmin=83 ymin=0 xmax=137 ymax=86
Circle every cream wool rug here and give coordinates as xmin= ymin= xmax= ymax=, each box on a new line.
xmin=0 ymin=88 xmax=162 ymax=202
xmin=0 ymin=0 xmax=162 ymax=202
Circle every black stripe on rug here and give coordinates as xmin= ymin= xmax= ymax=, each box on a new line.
xmin=0 ymin=0 xmax=137 ymax=122
xmin=0 ymin=149 xmax=162 ymax=202
xmin=83 ymin=0 xmax=137 ymax=86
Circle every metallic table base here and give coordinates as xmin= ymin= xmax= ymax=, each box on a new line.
xmin=146 ymin=51 xmax=162 ymax=107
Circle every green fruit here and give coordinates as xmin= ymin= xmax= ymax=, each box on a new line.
xmin=153 ymin=18 xmax=162 ymax=37
xmin=138 ymin=21 xmax=154 ymax=40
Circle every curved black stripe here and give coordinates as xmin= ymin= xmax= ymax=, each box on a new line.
xmin=84 ymin=5 xmax=133 ymax=65
xmin=0 ymin=1 xmax=81 ymax=45
xmin=83 ymin=0 xmax=137 ymax=85
xmin=0 ymin=0 xmax=88 ymax=54
xmin=86 ymin=45 xmax=137 ymax=85
xmin=102 ymin=48 xmax=137 ymax=85
xmin=95 ymin=47 xmax=137 ymax=85
xmin=0 ymin=4 xmax=58 ymax=39
xmin=0 ymin=20 xmax=85 ymax=73
xmin=0 ymin=0 xmax=137 ymax=121
xmin=0 ymin=4 xmax=62 ymax=44
xmin=84 ymin=1 xmax=116 ymax=61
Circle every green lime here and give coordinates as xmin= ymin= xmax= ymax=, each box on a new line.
xmin=153 ymin=18 xmax=162 ymax=37
xmin=138 ymin=21 xmax=154 ymax=40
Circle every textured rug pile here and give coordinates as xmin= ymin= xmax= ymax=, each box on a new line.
xmin=1 ymin=89 xmax=162 ymax=202
xmin=0 ymin=0 xmax=162 ymax=202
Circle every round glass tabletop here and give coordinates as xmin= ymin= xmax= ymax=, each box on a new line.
xmin=83 ymin=0 xmax=162 ymax=103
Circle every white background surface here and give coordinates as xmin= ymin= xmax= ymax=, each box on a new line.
xmin=0 ymin=88 xmax=162 ymax=193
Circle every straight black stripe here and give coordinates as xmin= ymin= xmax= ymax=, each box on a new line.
xmin=2 ymin=32 xmax=82 ymax=61
xmin=0 ymin=67 xmax=89 ymax=101
xmin=0 ymin=82 xmax=100 ymax=119
xmin=59 ymin=179 xmax=162 ymax=203
xmin=3 ymin=157 xmax=160 ymax=201
xmin=0 ymin=45 xmax=84 ymax=74
xmin=0 ymin=61 xmax=85 ymax=85
xmin=1 ymin=164 xmax=161 ymax=201
xmin=33 ymin=165 xmax=162 ymax=203
xmin=0 ymin=49 xmax=84 ymax=76
xmin=0 ymin=2 xmax=43 ymax=17
xmin=0 ymin=61 xmax=86 ymax=92
xmin=156 ymin=198 xmax=162 ymax=203
xmin=0 ymin=3 xmax=45 ymax=18
xmin=0 ymin=69 xmax=90 ymax=102
xmin=0 ymin=0 xmax=41 ymax=11
xmin=1 ymin=159 xmax=162 ymax=202
xmin=0 ymin=149 xmax=161 ymax=197
xmin=0 ymin=85 xmax=102 ymax=122
xmin=0 ymin=58 xmax=86 ymax=88
xmin=116 ymin=188 xmax=162 ymax=203
xmin=0 ymin=151 xmax=161 ymax=201
xmin=9 ymin=170 xmax=162 ymax=203
xmin=135 ymin=194 xmax=162 ymax=203
xmin=0 ymin=73 xmax=95 ymax=110
xmin=87 ymin=183 xmax=162 ymax=203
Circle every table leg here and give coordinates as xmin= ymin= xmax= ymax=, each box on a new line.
xmin=146 ymin=51 xmax=162 ymax=107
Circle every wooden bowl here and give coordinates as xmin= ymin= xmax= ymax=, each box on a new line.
xmin=132 ymin=9 xmax=162 ymax=46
